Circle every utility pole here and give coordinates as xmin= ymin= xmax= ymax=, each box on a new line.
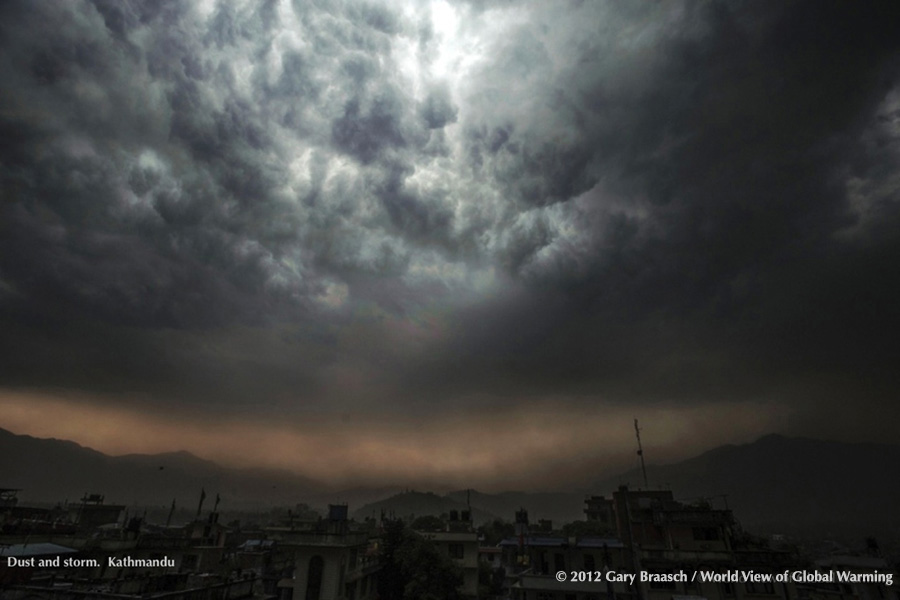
xmin=634 ymin=419 xmax=648 ymax=488
xmin=196 ymin=488 xmax=206 ymax=519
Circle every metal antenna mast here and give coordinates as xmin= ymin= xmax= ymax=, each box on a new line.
xmin=634 ymin=418 xmax=648 ymax=488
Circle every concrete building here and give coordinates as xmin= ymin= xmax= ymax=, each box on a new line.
xmin=613 ymin=485 xmax=797 ymax=600
xmin=268 ymin=505 xmax=380 ymax=600
xmin=498 ymin=487 xmax=802 ymax=600
xmin=0 ymin=487 xmax=261 ymax=599
xmin=415 ymin=509 xmax=480 ymax=599
xmin=797 ymin=556 xmax=899 ymax=600
xmin=68 ymin=494 xmax=127 ymax=532
xmin=500 ymin=534 xmax=630 ymax=600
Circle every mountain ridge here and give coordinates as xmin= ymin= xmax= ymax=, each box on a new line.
xmin=0 ymin=427 xmax=322 ymax=507
xmin=592 ymin=433 xmax=900 ymax=538
xmin=2 ymin=427 xmax=897 ymax=538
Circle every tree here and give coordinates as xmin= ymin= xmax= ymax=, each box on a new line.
xmin=397 ymin=533 xmax=464 ymax=600
xmin=377 ymin=519 xmax=407 ymax=600
xmin=479 ymin=560 xmax=506 ymax=598
xmin=377 ymin=519 xmax=464 ymax=600
xmin=478 ymin=519 xmax=515 ymax=546
xmin=411 ymin=515 xmax=446 ymax=531
xmin=561 ymin=520 xmax=613 ymax=538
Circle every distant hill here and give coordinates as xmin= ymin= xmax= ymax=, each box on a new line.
xmin=3 ymin=427 xmax=897 ymax=540
xmin=0 ymin=427 xmax=321 ymax=509
xmin=355 ymin=435 xmax=900 ymax=540
xmin=444 ymin=489 xmax=585 ymax=525
xmin=308 ymin=486 xmax=406 ymax=513
xmin=352 ymin=489 xmax=585 ymax=528
xmin=351 ymin=491 xmax=500 ymax=525
xmin=592 ymin=434 xmax=900 ymax=539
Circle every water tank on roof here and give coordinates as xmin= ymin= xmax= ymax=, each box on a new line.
xmin=329 ymin=504 xmax=348 ymax=521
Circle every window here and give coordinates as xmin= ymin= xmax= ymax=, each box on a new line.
xmin=648 ymin=571 xmax=676 ymax=590
xmin=306 ymin=555 xmax=324 ymax=600
xmin=584 ymin=553 xmax=595 ymax=571
xmin=554 ymin=553 xmax=565 ymax=572
xmin=180 ymin=555 xmax=198 ymax=572
xmin=693 ymin=527 xmax=720 ymax=541
xmin=448 ymin=543 xmax=464 ymax=559
xmin=745 ymin=581 xmax=775 ymax=595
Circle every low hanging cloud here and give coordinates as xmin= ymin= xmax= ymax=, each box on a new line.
xmin=0 ymin=388 xmax=795 ymax=490
xmin=1 ymin=0 xmax=900 ymax=484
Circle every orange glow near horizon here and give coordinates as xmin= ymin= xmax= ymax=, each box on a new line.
xmin=0 ymin=388 xmax=792 ymax=491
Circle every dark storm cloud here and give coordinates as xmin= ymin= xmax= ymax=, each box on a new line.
xmin=438 ymin=12 xmax=898 ymax=417
xmin=361 ymin=1 xmax=900 ymax=416
xmin=420 ymin=83 xmax=458 ymax=130
xmin=1 ymin=0 xmax=899 ymax=436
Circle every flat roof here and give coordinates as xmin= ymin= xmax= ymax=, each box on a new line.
xmin=576 ymin=537 xmax=625 ymax=549
xmin=0 ymin=543 xmax=78 ymax=557
xmin=499 ymin=536 xmax=568 ymax=548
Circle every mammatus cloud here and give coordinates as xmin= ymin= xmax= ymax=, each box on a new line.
xmin=1 ymin=0 xmax=899 ymax=484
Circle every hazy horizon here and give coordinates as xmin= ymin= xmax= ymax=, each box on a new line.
xmin=6 ymin=423 xmax=895 ymax=501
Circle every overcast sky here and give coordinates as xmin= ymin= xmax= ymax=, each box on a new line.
xmin=1 ymin=0 xmax=899 ymax=490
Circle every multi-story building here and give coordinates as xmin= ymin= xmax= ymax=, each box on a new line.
xmin=499 ymin=487 xmax=802 ymax=600
xmin=0 ymin=488 xmax=259 ymax=599
xmin=797 ymin=556 xmax=899 ymax=600
xmin=268 ymin=505 xmax=380 ymax=600
xmin=501 ymin=533 xmax=631 ymax=600
xmin=416 ymin=509 xmax=480 ymax=599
